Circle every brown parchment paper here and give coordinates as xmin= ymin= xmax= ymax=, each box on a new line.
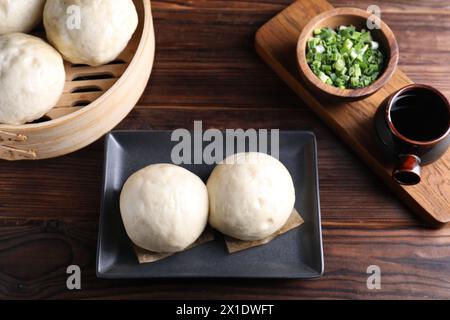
xmin=225 ymin=209 xmax=304 ymax=253
xmin=134 ymin=227 xmax=215 ymax=264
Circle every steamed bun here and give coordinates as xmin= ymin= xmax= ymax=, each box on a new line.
xmin=44 ymin=0 xmax=138 ymax=66
xmin=0 ymin=33 xmax=65 ymax=125
xmin=120 ymin=164 xmax=209 ymax=253
xmin=0 ymin=0 xmax=46 ymax=35
xmin=207 ymin=152 xmax=296 ymax=241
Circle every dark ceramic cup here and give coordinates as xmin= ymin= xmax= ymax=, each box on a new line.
xmin=374 ymin=84 xmax=450 ymax=185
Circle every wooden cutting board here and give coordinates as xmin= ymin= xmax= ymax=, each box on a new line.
xmin=255 ymin=0 xmax=450 ymax=225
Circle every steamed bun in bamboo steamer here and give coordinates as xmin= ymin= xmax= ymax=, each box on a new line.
xmin=44 ymin=0 xmax=138 ymax=66
xmin=0 ymin=0 xmax=46 ymax=35
xmin=0 ymin=33 xmax=65 ymax=125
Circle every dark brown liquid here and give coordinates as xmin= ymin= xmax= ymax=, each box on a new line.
xmin=390 ymin=89 xmax=449 ymax=142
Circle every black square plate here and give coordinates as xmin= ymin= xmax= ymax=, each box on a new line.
xmin=97 ymin=130 xmax=323 ymax=279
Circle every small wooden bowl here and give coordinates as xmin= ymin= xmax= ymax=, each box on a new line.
xmin=296 ymin=7 xmax=399 ymax=100
xmin=0 ymin=0 xmax=155 ymax=160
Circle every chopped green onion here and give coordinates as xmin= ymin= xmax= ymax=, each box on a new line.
xmin=343 ymin=39 xmax=353 ymax=52
xmin=318 ymin=71 xmax=330 ymax=83
xmin=306 ymin=25 xmax=384 ymax=89
xmin=334 ymin=58 xmax=345 ymax=71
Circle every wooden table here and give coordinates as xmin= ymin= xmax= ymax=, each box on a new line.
xmin=1 ymin=0 xmax=450 ymax=299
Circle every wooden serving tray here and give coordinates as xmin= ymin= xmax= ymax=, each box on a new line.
xmin=255 ymin=0 xmax=450 ymax=225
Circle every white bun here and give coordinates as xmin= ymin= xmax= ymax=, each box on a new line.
xmin=207 ymin=152 xmax=295 ymax=241
xmin=120 ymin=164 xmax=209 ymax=253
xmin=0 ymin=0 xmax=46 ymax=35
xmin=44 ymin=0 xmax=138 ymax=66
xmin=0 ymin=33 xmax=65 ymax=125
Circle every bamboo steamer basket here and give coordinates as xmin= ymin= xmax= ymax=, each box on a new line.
xmin=0 ymin=0 xmax=155 ymax=161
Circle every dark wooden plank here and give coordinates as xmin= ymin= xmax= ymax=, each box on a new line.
xmin=139 ymin=1 xmax=450 ymax=108
xmin=1 ymin=218 xmax=450 ymax=299
xmin=0 ymin=143 xmax=104 ymax=220
xmin=330 ymin=0 xmax=450 ymax=12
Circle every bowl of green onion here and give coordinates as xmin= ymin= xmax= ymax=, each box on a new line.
xmin=297 ymin=7 xmax=399 ymax=99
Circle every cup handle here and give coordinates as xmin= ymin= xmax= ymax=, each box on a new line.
xmin=393 ymin=154 xmax=421 ymax=185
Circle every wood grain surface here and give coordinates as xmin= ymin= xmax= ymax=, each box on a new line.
xmin=1 ymin=0 xmax=450 ymax=299
xmin=255 ymin=0 xmax=450 ymax=224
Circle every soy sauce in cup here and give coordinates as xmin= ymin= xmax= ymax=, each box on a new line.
xmin=375 ymin=84 xmax=450 ymax=185
xmin=390 ymin=90 xmax=449 ymax=142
